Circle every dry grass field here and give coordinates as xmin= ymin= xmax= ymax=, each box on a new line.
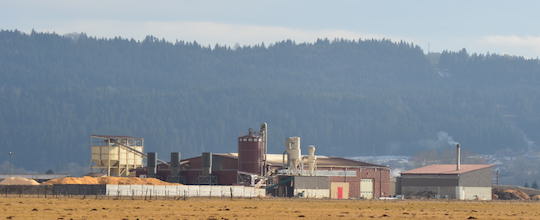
xmin=1 ymin=197 xmax=540 ymax=219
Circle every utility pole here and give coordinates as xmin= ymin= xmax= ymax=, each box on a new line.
xmin=8 ymin=152 xmax=14 ymax=175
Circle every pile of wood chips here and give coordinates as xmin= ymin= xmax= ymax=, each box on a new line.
xmin=43 ymin=176 xmax=180 ymax=185
xmin=0 ymin=177 xmax=40 ymax=185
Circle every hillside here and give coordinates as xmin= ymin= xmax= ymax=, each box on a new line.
xmin=1 ymin=30 xmax=540 ymax=172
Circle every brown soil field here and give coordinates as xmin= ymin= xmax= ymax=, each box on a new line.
xmin=1 ymin=197 xmax=540 ymax=220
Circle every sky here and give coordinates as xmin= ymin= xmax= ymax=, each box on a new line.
xmin=2 ymin=0 xmax=540 ymax=57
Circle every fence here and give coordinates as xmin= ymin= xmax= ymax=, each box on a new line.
xmin=0 ymin=184 xmax=265 ymax=199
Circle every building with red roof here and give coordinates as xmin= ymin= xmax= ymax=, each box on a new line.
xmin=398 ymin=145 xmax=494 ymax=200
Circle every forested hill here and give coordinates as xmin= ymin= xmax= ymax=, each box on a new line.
xmin=1 ymin=30 xmax=540 ymax=172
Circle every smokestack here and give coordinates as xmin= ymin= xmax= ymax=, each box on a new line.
xmin=147 ymin=152 xmax=157 ymax=177
xmin=202 ymin=152 xmax=212 ymax=176
xmin=168 ymin=152 xmax=181 ymax=183
xmin=456 ymin=144 xmax=461 ymax=171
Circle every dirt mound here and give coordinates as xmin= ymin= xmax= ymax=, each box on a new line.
xmin=504 ymin=189 xmax=530 ymax=200
xmin=43 ymin=176 xmax=97 ymax=185
xmin=43 ymin=176 xmax=179 ymax=185
xmin=493 ymin=188 xmax=530 ymax=200
xmin=0 ymin=177 xmax=40 ymax=185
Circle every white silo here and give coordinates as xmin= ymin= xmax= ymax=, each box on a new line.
xmin=307 ymin=145 xmax=317 ymax=176
xmin=286 ymin=137 xmax=302 ymax=175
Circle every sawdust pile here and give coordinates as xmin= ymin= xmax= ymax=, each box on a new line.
xmin=43 ymin=176 xmax=179 ymax=185
xmin=504 ymin=189 xmax=530 ymax=200
xmin=493 ymin=188 xmax=531 ymax=200
xmin=0 ymin=177 xmax=40 ymax=185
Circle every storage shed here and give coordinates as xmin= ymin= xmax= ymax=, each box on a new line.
xmin=399 ymin=164 xmax=494 ymax=200
xmin=272 ymin=176 xmax=330 ymax=198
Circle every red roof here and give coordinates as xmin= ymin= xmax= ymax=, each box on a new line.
xmin=401 ymin=164 xmax=494 ymax=175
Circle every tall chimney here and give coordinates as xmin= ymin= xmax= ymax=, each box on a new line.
xmin=456 ymin=144 xmax=461 ymax=171
xmin=147 ymin=152 xmax=157 ymax=177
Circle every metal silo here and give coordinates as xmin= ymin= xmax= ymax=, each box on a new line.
xmin=285 ymin=136 xmax=302 ymax=175
xmin=238 ymin=128 xmax=264 ymax=175
xmin=90 ymin=135 xmax=144 ymax=177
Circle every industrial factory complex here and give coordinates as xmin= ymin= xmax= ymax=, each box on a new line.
xmin=88 ymin=123 xmax=392 ymax=199
xmin=1 ymin=122 xmax=496 ymax=200
xmin=176 ymin=152 xmax=390 ymax=199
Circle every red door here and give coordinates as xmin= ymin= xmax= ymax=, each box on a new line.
xmin=337 ymin=186 xmax=343 ymax=199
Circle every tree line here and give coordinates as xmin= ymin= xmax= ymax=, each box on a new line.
xmin=1 ymin=30 xmax=540 ymax=176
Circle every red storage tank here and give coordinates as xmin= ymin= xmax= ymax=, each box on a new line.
xmin=238 ymin=129 xmax=264 ymax=175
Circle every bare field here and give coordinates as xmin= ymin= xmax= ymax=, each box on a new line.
xmin=1 ymin=197 xmax=540 ymax=220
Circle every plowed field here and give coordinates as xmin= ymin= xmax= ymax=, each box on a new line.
xmin=1 ymin=197 xmax=539 ymax=219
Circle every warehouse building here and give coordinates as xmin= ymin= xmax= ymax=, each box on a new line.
xmin=398 ymin=144 xmax=494 ymax=200
xmin=177 ymin=152 xmax=391 ymax=199
xmin=399 ymin=164 xmax=493 ymax=200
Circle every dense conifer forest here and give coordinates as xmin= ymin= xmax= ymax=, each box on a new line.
xmin=1 ymin=30 xmax=540 ymax=172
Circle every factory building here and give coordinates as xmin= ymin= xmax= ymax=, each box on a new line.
xmin=131 ymin=123 xmax=391 ymax=199
xmin=398 ymin=144 xmax=494 ymax=200
xmin=178 ymin=152 xmax=391 ymax=199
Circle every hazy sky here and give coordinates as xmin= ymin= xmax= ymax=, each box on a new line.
xmin=2 ymin=0 xmax=540 ymax=57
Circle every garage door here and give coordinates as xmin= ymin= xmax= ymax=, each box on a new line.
xmin=330 ymin=182 xmax=349 ymax=199
xmin=360 ymin=179 xmax=373 ymax=199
